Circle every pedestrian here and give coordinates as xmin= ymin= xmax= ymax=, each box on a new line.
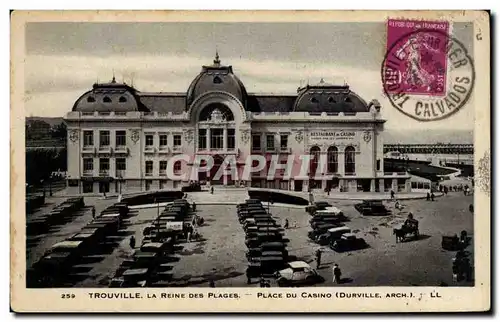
xmin=315 ymin=248 xmax=322 ymax=269
xmin=463 ymin=188 xmax=467 ymax=196
xmin=284 ymin=218 xmax=289 ymax=229
xmin=187 ymin=224 xmax=193 ymax=243
xmin=444 ymin=186 xmax=448 ymax=195
xmin=210 ymin=186 xmax=214 ymax=194
xmin=192 ymin=202 xmax=197 ymax=212
xmin=327 ymin=188 xmax=330 ymax=196
xmin=259 ymin=277 xmax=266 ymax=287
xmin=129 ymin=235 xmax=136 ymax=249
xmin=390 ymin=190 xmax=395 ymax=200
xmin=426 ymin=192 xmax=431 ymax=201
xmin=209 ymin=278 xmax=215 ymax=288
xmin=103 ymin=190 xmax=107 ymax=199
xmin=431 ymin=192 xmax=435 ymax=201
xmin=333 ymin=264 xmax=342 ymax=284
xmin=91 ymin=206 xmax=96 ymax=219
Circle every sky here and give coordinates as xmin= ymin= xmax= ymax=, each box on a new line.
xmin=24 ymin=22 xmax=474 ymax=131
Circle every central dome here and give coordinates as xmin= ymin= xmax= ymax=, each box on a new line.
xmin=186 ymin=52 xmax=248 ymax=109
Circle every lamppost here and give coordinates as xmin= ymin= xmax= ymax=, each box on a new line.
xmin=40 ymin=179 xmax=45 ymax=198
xmin=49 ymin=174 xmax=53 ymax=196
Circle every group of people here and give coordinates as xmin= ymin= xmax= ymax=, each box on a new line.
xmin=426 ymin=192 xmax=436 ymax=201
xmin=439 ymin=184 xmax=471 ymax=196
xmin=315 ymin=249 xmax=343 ymax=284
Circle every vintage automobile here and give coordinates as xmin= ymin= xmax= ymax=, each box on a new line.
xmin=315 ymin=226 xmax=351 ymax=245
xmin=305 ymin=201 xmax=334 ymax=215
xmin=246 ymin=235 xmax=284 ymax=248
xmin=330 ymin=233 xmax=368 ymax=252
xmin=354 ymin=200 xmax=390 ymax=216
xmin=275 ymin=261 xmax=324 ymax=287
xmin=121 ymin=268 xmax=150 ymax=287
xmin=246 ymin=248 xmax=288 ymax=260
xmin=307 ymin=223 xmax=342 ymax=241
xmin=246 ymin=257 xmax=287 ymax=281
xmin=312 ymin=208 xmax=347 ymax=220
xmin=442 ymin=234 xmax=466 ymax=251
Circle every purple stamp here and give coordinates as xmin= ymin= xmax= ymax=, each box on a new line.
xmin=382 ymin=19 xmax=475 ymax=121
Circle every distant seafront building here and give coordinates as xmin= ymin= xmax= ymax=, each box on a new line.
xmin=64 ymin=53 xmax=411 ymax=195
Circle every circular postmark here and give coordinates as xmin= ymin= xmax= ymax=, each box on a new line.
xmin=381 ymin=29 xmax=475 ymax=121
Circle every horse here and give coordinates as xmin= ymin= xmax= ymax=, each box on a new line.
xmin=393 ymin=228 xmax=406 ymax=243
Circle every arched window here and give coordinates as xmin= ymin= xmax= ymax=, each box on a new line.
xmin=199 ymin=103 xmax=234 ymax=121
xmin=213 ymin=76 xmax=223 ymax=84
xmin=87 ymin=96 xmax=96 ymax=103
xmin=327 ymin=146 xmax=338 ymax=173
xmin=328 ymin=96 xmax=336 ymax=103
xmin=345 ymin=146 xmax=356 ymax=174
xmin=119 ymin=96 xmax=127 ymax=103
xmin=103 ymin=96 xmax=112 ymax=103
xmin=309 ymin=146 xmax=321 ymax=176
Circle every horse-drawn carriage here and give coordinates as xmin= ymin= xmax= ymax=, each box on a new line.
xmin=393 ymin=215 xmax=419 ymax=242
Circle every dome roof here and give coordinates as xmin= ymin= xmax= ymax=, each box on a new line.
xmin=186 ymin=52 xmax=247 ymax=108
xmin=293 ymin=80 xmax=369 ymax=113
xmin=72 ymin=78 xmax=149 ymax=113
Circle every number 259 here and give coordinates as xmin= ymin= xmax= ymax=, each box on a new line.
xmin=61 ymin=293 xmax=76 ymax=299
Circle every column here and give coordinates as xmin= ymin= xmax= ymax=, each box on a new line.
xmin=206 ymin=128 xmax=211 ymax=151
xmin=370 ymin=179 xmax=375 ymax=192
xmin=223 ymin=127 xmax=228 ymax=151
xmin=392 ymin=178 xmax=397 ymax=192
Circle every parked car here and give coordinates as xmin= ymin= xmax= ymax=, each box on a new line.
xmin=275 ymin=261 xmax=324 ymax=287
xmin=354 ymin=200 xmax=390 ymax=216
xmin=330 ymin=233 xmax=368 ymax=252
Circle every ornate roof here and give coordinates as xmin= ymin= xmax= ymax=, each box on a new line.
xmin=186 ymin=52 xmax=248 ymax=109
xmin=293 ymin=80 xmax=369 ymax=113
xmin=72 ymin=78 xmax=149 ymax=112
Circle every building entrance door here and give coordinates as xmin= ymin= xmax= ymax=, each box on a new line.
xmin=209 ymin=155 xmax=224 ymax=185
xmin=99 ymin=182 xmax=110 ymax=193
xmin=294 ymin=180 xmax=303 ymax=192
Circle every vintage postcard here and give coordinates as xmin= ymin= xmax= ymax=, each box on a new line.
xmin=11 ymin=10 xmax=490 ymax=312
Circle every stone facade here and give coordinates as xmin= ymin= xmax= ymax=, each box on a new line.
xmin=64 ymin=55 xmax=410 ymax=195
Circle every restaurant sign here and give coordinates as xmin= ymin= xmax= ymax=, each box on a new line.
xmin=308 ymin=130 xmax=358 ymax=144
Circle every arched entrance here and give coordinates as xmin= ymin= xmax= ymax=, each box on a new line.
xmin=209 ymin=155 xmax=224 ymax=185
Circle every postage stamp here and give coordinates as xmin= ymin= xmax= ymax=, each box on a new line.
xmin=382 ymin=19 xmax=475 ymax=121
xmin=10 ymin=10 xmax=490 ymax=313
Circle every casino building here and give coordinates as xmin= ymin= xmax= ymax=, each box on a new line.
xmin=64 ymin=53 xmax=411 ymax=195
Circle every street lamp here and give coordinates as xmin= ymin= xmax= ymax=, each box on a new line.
xmin=49 ymin=174 xmax=53 ymax=196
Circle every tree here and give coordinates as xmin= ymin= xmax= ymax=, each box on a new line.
xmin=51 ymin=122 xmax=67 ymax=140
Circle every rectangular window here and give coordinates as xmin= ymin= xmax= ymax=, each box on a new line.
xmin=198 ymin=129 xmax=207 ymax=150
xmin=159 ymin=160 xmax=167 ymax=175
xmin=227 ymin=129 xmax=235 ymax=149
xmin=115 ymin=130 xmax=126 ymax=146
xmin=159 ymin=134 xmax=168 ymax=147
xmin=173 ymin=134 xmax=182 ymax=147
xmin=280 ymin=134 xmax=288 ymax=150
xmin=99 ymin=130 xmax=110 ymax=147
xmin=83 ymin=158 xmax=93 ymax=171
xmin=145 ymin=161 xmax=153 ymax=176
xmin=145 ymin=134 xmax=154 ymax=146
xmin=252 ymin=134 xmax=261 ymax=151
xmin=210 ymin=128 xmax=223 ymax=150
xmin=99 ymin=158 xmax=109 ymax=176
xmin=266 ymin=134 xmax=275 ymax=151
xmin=83 ymin=131 xmax=94 ymax=147
xmin=116 ymin=158 xmax=126 ymax=170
